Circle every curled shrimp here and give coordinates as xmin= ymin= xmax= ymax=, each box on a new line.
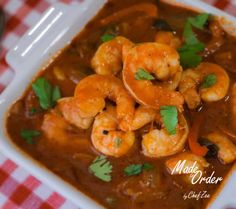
xmin=91 ymin=36 xmax=133 ymax=75
xmin=57 ymin=97 xmax=93 ymax=129
xmin=122 ymin=43 xmax=184 ymax=109
xmin=74 ymin=74 xmax=156 ymax=131
xmin=142 ymin=114 xmax=189 ymax=158
xmin=155 ymin=31 xmax=182 ymax=49
xmin=91 ymin=105 xmax=135 ymax=157
xmin=42 ymin=110 xmax=69 ymax=144
xmin=205 ymin=132 xmax=236 ymax=164
xmin=179 ymin=62 xmax=230 ymax=109
xmin=41 ymin=110 xmax=89 ymax=147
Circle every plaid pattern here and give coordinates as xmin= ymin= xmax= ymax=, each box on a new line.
xmin=0 ymin=0 xmax=235 ymax=208
xmin=0 ymin=152 xmax=78 ymax=209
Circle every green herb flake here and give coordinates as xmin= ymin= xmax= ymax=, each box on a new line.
xmin=124 ymin=164 xmax=143 ymax=176
xmin=188 ymin=13 xmax=209 ymax=30
xmin=179 ymin=13 xmax=209 ymax=68
xmin=160 ymin=106 xmax=178 ymax=135
xmin=135 ymin=68 xmax=155 ymax=80
xmin=143 ymin=163 xmax=154 ymax=171
xmin=52 ymin=86 xmax=61 ymax=103
xmin=114 ymin=137 xmax=122 ymax=148
xmin=183 ymin=22 xmax=199 ymax=45
xmin=20 ymin=129 xmax=41 ymax=144
xmin=89 ymin=155 xmax=112 ymax=182
xmin=32 ymin=77 xmax=61 ymax=110
xmin=179 ymin=50 xmax=202 ymax=68
xmin=29 ymin=107 xmax=37 ymax=115
xmin=124 ymin=163 xmax=154 ymax=176
xmin=101 ymin=34 xmax=116 ymax=43
xmin=201 ymin=74 xmax=217 ymax=88
xmin=178 ymin=42 xmax=205 ymax=53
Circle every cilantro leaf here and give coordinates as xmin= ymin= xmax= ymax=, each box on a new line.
xmin=52 ymin=86 xmax=61 ymax=103
xmin=135 ymin=68 xmax=155 ymax=80
xmin=20 ymin=129 xmax=41 ymax=144
xmin=124 ymin=163 xmax=154 ymax=176
xmin=101 ymin=34 xmax=115 ymax=43
xmin=89 ymin=155 xmax=112 ymax=182
xmin=179 ymin=13 xmax=209 ymax=69
xmin=201 ymin=74 xmax=217 ymax=88
xmin=143 ymin=163 xmax=154 ymax=171
xmin=183 ymin=22 xmax=199 ymax=45
xmin=178 ymin=42 xmax=205 ymax=68
xmin=114 ymin=137 xmax=122 ymax=148
xmin=124 ymin=164 xmax=143 ymax=176
xmin=160 ymin=106 xmax=178 ymax=135
xmin=178 ymin=42 xmax=205 ymax=53
xmin=188 ymin=13 xmax=209 ymax=30
xmin=179 ymin=50 xmax=202 ymax=68
xmin=32 ymin=78 xmax=61 ymax=110
xmin=29 ymin=107 xmax=37 ymax=116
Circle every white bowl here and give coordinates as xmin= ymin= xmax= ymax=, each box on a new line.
xmin=0 ymin=0 xmax=236 ymax=208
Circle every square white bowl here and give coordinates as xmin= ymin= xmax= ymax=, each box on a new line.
xmin=0 ymin=0 xmax=236 ymax=208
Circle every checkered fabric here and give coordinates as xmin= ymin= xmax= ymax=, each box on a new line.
xmin=0 ymin=152 xmax=78 ymax=209
xmin=0 ymin=0 xmax=235 ymax=208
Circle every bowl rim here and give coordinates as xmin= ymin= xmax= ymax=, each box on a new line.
xmin=1 ymin=0 xmax=236 ymax=208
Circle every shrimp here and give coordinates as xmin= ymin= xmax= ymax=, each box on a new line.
xmin=41 ymin=110 xmax=82 ymax=145
xmin=205 ymin=132 xmax=236 ymax=164
xmin=91 ymin=105 xmax=135 ymax=157
xmin=142 ymin=114 xmax=189 ymax=158
xmin=122 ymin=43 xmax=184 ymax=109
xmin=165 ymin=152 xmax=209 ymax=183
xmin=42 ymin=110 xmax=68 ymax=144
xmin=232 ymin=83 xmax=236 ymax=129
xmin=41 ymin=110 xmax=92 ymax=155
xmin=91 ymin=36 xmax=133 ymax=75
xmin=74 ymin=74 xmax=156 ymax=131
xmin=179 ymin=62 xmax=230 ymax=109
xmin=155 ymin=31 xmax=182 ymax=49
xmin=57 ymin=97 xmax=93 ymax=129
xmin=178 ymin=69 xmax=201 ymax=109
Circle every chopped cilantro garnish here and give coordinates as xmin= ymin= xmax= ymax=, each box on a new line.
xmin=143 ymin=163 xmax=154 ymax=171
xmin=89 ymin=155 xmax=112 ymax=182
xmin=178 ymin=50 xmax=202 ymax=69
xmin=101 ymin=34 xmax=116 ymax=42
xmin=160 ymin=106 xmax=178 ymax=135
xmin=29 ymin=107 xmax=37 ymax=115
xmin=32 ymin=78 xmax=61 ymax=110
xmin=124 ymin=163 xmax=154 ymax=176
xmin=124 ymin=164 xmax=143 ymax=176
xmin=183 ymin=22 xmax=199 ymax=45
xmin=178 ymin=13 xmax=209 ymax=68
xmin=178 ymin=42 xmax=205 ymax=53
xmin=20 ymin=129 xmax=41 ymax=144
xmin=52 ymin=85 xmax=61 ymax=103
xmin=201 ymin=74 xmax=217 ymax=88
xmin=114 ymin=137 xmax=122 ymax=148
xmin=135 ymin=68 xmax=155 ymax=80
xmin=188 ymin=13 xmax=209 ymax=30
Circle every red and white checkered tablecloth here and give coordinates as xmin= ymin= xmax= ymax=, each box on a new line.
xmin=0 ymin=0 xmax=236 ymax=209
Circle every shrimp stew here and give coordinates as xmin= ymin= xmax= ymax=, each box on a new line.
xmin=6 ymin=0 xmax=236 ymax=208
